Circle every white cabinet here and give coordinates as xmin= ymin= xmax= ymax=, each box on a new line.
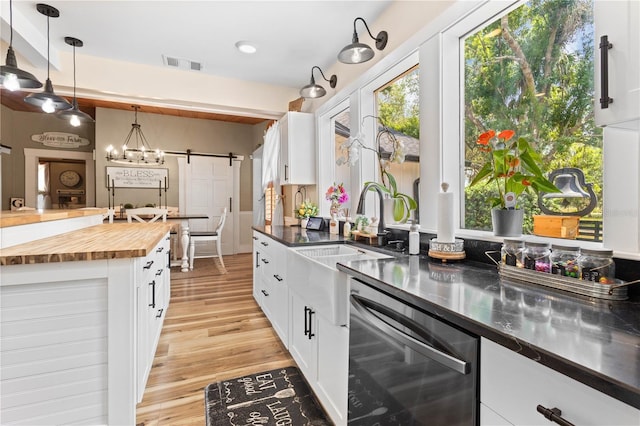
xmin=480 ymin=338 xmax=640 ymax=426
xmin=595 ymin=0 xmax=640 ymax=127
xmin=279 ymin=111 xmax=315 ymax=185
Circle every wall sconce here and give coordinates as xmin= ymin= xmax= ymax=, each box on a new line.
xmin=538 ymin=167 xmax=597 ymax=216
xmin=299 ymin=66 xmax=337 ymax=99
xmin=338 ymin=17 xmax=388 ymax=64
xmin=0 ymin=0 xmax=43 ymax=91
xmin=24 ymin=3 xmax=72 ymax=113
xmin=57 ymin=37 xmax=94 ymax=127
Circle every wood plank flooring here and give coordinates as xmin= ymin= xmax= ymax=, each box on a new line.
xmin=136 ymin=254 xmax=294 ymax=425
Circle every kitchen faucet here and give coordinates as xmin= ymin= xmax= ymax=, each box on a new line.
xmin=356 ymin=183 xmax=387 ymax=239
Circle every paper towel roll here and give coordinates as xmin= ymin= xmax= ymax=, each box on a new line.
xmin=437 ymin=183 xmax=455 ymax=243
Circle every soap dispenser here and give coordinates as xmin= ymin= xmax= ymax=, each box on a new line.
xmin=409 ymin=220 xmax=420 ymax=255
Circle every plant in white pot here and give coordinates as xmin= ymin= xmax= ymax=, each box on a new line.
xmin=294 ymin=200 xmax=318 ymax=228
xmin=469 ymin=129 xmax=560 ymax=236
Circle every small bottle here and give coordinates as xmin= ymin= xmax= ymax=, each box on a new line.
xmin=329 ymin=214 xmax=339 ymax=235
xmin=550 ymin=244 xmax=580 ymax=277
xmin=578 ymin=248 xmax=615 ymax=284
xmin=343 ymin=217 xmax=352 ymax=238
xmin=523 ymin=241 xmax=551 ymax=273
xmin=409 ymin=221 xmax=420 ymax=255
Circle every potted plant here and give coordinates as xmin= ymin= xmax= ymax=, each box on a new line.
xmin=469 ymin=129 xmax=559 ymax=236
xmin=294 ymin=200 xmax=318 ymax=228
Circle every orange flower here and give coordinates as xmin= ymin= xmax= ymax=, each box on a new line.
xmin=498 ymin=129 xmax=515 ymax=141
xmin=509 ymin=158 xmax=520 ymax=168
xmin=522 ymin=178 xmax=531 ymax=186
xmin=477 ymin=130 xmax=495 ymax=146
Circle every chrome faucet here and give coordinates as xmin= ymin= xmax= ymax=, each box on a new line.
xmin=356 ymin=183 xmax=386 ymax=236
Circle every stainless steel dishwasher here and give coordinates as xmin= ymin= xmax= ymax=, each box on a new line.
xmin=348 ymin=278 xmax=478 ymax=425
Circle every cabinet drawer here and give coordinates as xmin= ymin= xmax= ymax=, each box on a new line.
xmin=481 ymin=338 xmax=640 ymax=426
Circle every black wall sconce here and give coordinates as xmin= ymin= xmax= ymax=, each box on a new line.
xmin=338 ymin=17 xmax=388 ymax=64
xmin=299 ymin=66 xmax=337 ymax=99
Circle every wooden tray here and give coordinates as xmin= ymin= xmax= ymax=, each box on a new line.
xmin=350 ymin=230 xmax=378 ymax=244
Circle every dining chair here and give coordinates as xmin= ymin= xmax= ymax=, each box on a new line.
xmin=189 ymin=208 xmax=227 ymax=273
xmin=125 ymin=207 xmax=168 ymax=223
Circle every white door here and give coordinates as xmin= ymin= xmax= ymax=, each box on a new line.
xmin=182 ymin=156 xmax=234 ymax=255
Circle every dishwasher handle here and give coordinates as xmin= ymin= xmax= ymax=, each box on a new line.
xmin=350 ymin=294 xmax=470 ymax=375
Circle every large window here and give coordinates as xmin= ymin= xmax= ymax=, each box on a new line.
xmin=463 ymin=0 xmax=603 ymax=241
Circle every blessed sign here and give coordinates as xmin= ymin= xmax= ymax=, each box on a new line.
xmin=31 ymin=132 xmax=90 ymax=148
xmin=106 ymin=166 xmax=168 ymax=189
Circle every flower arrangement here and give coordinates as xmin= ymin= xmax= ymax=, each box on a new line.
xmin=325 ymin=182 xmax=349 ymax=205
xmin=469 ymin=129 xmax=559 ymax=209
xmin=294 ymin=200 xmax=319 ymax=219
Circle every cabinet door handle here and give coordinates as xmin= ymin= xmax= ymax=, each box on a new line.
xmin=156 ymin=246 xmax=164 ymax=253
xmin=599 ymin=35 xmax=614 ymax=109
xmin=284 ymin=164 xmax=288 ymax=181
xmin=143 ymin=260 xmax=154 ymax=270
xmin=229 ymin=197 xmax=233 ymax=213
xmin=536 ymin=405 xmax=575 ymax=426
xmin=261 ymin=289 xmax=269 ymax=297
xmin=308 ymin=309 xmax=315 ymax=339
xmin=261 ymin=258 xmax=269 ymax=264
xmin=255 ymin=251 xmax=260 ymax=268
xmin=304 ymin=306 xmax=310 ymax=336
xmin=261 ymin=241 xmax=269 ymax=247
xmin=149 ymin=280 xmax=156 ymax=308
xmin=273 ymin=274 xmax=283 ymax=282
xmin=156 ymin=308 xmax=164 ymax=319
xmin=156 ymin=269 xmax=163 ymax=276
xmin=253 ymin=236 xmax=258 ymax=240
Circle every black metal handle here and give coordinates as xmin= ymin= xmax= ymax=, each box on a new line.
xmin=149 ymin=280 xmax=156 ymax=308
xmin=229 ymin=197 xmax=233 ymax=213
xmin=156 ymin=308 xmax=164 ymax=318
xmin=273 ymin=274 xmax=283 ymax=282
xmin=261 ymin=289 xmax=269 ymax=296
xmin=261 ymin=258 xmax=269 ymax=264
xmin=255 ymin=251 xmax=260 ymax=268
xmin=285 ymin=164 xmax=288 ymax=181
xmin=156 ymin=246 xmax=164 ymax=253
xmin=253 ymin=236 xmax=258 ymax=240
xmin=599 ymin=35 xmax=614 ymax=109
xmin=304 ymin=306 xmax=309 ymax=336
xmin=261 ymin=241 xmax=269 ymax=246
xmin=536 ymin=405 xmax=575 ymax=426
xmin=308 ymin=309 xmax=315 ymax=339
xmin=143 ymin=260 xmax=154 ymax=270
xmin=167 ymin=251 xmax=171 ymax=268
xmin=155 ymin=269 xmax=163 ymax=276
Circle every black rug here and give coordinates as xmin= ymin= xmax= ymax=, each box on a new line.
xmin=205 ymin=366 xmax=333 ymax=426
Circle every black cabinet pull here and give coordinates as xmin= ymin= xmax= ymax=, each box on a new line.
xmin=156 ymin=246 xmax=164 ymax=253
xmin=273 ymin=274 xmax=283 ymax=282
xmin=255 ymin=251 xmax=260 ymax=268
xmin=304 ymin=306 xmax=310 ymax=336
xmin=261 ymin=241 xmax=269 ymax=247
xmin=229 ymin=197 xmax=233 ymax=213
xmin=308 ymin=309 xmax=315 ymax=339
xmin=149 ymin=280 xmax=156 ymax=308
xmin=156 ymin=308 xmax=164 ymax=318
xmin=284 ymin=164 xmax=288 ymax=181
xmin=599 ymin=35 xmax=614 ymax=109
xmin=261 ymin=258 xmax=269 ymax=264
xmin=536 ymin=405 xmax=575 ymax=426
xmin=253 ymin=236 xmax=258 ymax=240
xmin=156 ymin=269 xmax=163 ymax=276
xmin=261 ymin=289 xmax=269 ymax=297
xmin=143 ymin=260 xmax=154 ymax=270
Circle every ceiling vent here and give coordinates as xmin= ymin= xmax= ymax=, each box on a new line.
xmin=162 ymin=55 xmax=203 ymax=72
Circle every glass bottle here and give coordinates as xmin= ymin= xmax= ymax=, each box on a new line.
xmin=578 ymin=248 xmax=616 ymax=284
xmin=550 ymin=244 xmax=580 ymax=278
xmin=501 ymin=239 xmax=524 ymax=267
xmin=523 ymin=241 xmax=551 ymax=273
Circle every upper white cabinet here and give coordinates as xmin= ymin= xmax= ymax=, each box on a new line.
xmin=595 ymin=0 xmax=640 ymax=127
xmin=279 ymin=112 xmax=315 ymax=185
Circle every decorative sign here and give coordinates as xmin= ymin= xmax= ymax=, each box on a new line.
xmin=31 ymin=132 xmax=91 ymax=148
xmin=106 ymin=166 xmax=169 ymax=189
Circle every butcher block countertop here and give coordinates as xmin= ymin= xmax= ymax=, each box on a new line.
xmin=0 ymin=223 xmax=172 ymax=265
xmin=0 ymin=208 xmax=108 ymax=228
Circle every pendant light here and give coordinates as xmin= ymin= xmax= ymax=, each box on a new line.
xmin=24 ymin=3 xmax=72 ymax=113
xmin=338 ymin=17 xmax=388 ymax=64
xmin=105 ymin=106 xmax=165 ymax=165
xmin=57 ymin=37 xmax=94 ymax=126
xmin=0 ymin=0 xmax=43 ymax=90
xmin=299 ymin=66 xmax=337 ymax=99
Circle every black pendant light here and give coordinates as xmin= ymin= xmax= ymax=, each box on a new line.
xmin=0 ymin=0 xmax=43 ymax=90
xmin=24 ymin=3 xmax=72 ymax=113
xmin=300 ymin=66 xmax=337 ymax=99
xmin=57 ymin=37 xmax=94 ymax=126
xmin=338 ymin=17 xmax=388 ymax=64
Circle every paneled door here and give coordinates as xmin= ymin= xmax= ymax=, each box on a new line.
xmin=179 ymin=156 xmax=235 ymax=255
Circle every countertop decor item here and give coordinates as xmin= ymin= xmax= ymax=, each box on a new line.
xmin=299 ymin=66 xmax=337 ymax=99
xmin=429 ymin=182 xmax=465 ymax=261
xmin=57 ymin=37 xmax=95 ymax=127
xmin=338 ymin=17 xmax=388 ymax=64
xmin=325 ymin=182 xmax=349 ymax=217
xmin=294 ymin=199 xmax=318 ymax=223
xmin=105 ymin=106 xmax=165 ymax=165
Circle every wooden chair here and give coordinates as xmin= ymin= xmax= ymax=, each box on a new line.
xmin=125 ymin=207 xmax=168 ymax=223
xmin=189 ymin=208 xmax=227 ymax=273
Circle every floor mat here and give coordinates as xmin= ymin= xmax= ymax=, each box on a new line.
xmin=204 ymin=366 xmax=332 ymax=425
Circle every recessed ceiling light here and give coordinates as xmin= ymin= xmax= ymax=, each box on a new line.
xmin=235 ymin=41 xmax=257 ymax=54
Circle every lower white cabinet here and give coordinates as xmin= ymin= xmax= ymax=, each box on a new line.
xmin=481 ymin=338 xmax=640 ymax=426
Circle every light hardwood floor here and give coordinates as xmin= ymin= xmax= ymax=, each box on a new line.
xmin=136 ymin=253 xmax=294 ymax=425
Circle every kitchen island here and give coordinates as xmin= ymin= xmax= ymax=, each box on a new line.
xmin=0 ymin=223 xmax=172 ymax=425
xmin=254 ymin=225 xmax=640 ymax=425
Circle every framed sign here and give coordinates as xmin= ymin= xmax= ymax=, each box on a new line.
xmin=106 ymin=166 xmax=169 ymax=189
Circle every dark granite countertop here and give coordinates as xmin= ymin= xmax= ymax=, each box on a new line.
xmin=253 ymin=225 xmax=640 ymax=410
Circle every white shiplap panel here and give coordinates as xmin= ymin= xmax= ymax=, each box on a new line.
xmin=0 ymin=278 xmax=108 ymax=425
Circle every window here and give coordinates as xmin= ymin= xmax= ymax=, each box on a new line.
xmin=462 ymin=0 xmax=603 ymax=241
xmin=333 ymin=107 xmax=352 ymax=215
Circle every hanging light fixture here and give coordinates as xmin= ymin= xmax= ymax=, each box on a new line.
xmin=338 ymin=17 xmax=388 ymax=64
xmin=105 ymin=106 xmax=165 ymax=165
xmin=0 ymin=0 xmax=43 ymax=91
xmin=57 ymin=37 xmax=94 ymax=127
xmin=24 ymin=3 xmax=72 ymax=113
xmin=299 ymin=66 xmax=337 ymax=99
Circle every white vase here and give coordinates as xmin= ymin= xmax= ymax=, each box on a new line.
xmin=300 ymin=218 xmax=309 ymax=228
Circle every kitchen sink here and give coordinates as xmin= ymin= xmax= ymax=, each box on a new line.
xmin=289 ymin=244 xmax=391 ymax=326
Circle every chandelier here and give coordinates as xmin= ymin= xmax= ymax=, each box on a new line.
xmin=106 ymin=106 xmax=164 ymax=165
